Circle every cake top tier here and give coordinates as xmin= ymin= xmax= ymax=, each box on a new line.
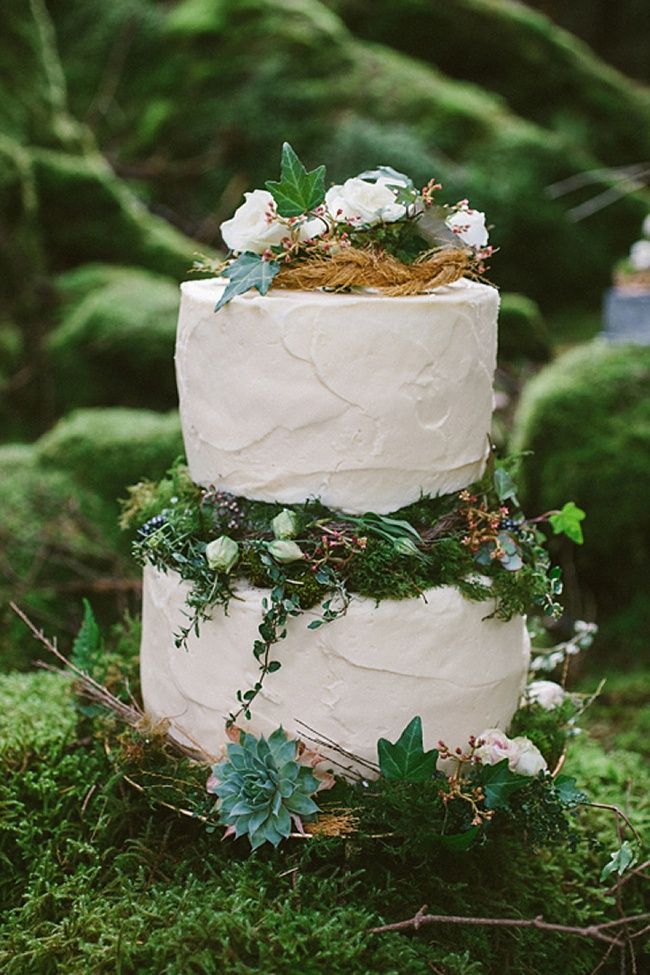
xmin=175 ymin=277 xmax=499 ymax=514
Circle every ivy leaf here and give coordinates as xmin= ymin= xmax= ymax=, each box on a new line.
xmin=494 ymin=467 xmax=519 ymax=504
xmin=600 ymin=841 xmax=636 ymax=883
xmin=554 ymin=774 xmax=587 ymax=808
xmin=479 ymin=759 xmax=529 ymax=809
xmin=549 ymin=501 xmax=586 ymax=545
xmin=377 ymin=716 xmax=439 ymax=782
xmin=215 ymin=253 xmax=281 ymax=311
xmin=265 ymin=142 xmax=326 ymax=217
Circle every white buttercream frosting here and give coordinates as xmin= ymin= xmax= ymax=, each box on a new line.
xmin=175 ymin=278 xmax=499 ymax=513
xmin=140 ymin=566 xmax=530 ymax=776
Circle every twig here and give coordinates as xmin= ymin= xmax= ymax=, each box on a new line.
xmin=606 ymin=860 xmax=650 ymax=897
xmin=585 ymin=802 xmax=642 ymax=843
xmin=294 ymin=720 xmax=380 ymax=775
xmin=370 ymin=911 xmax=650 ymax=946
xmin=10 ymin=602 xmax=211 ymax=764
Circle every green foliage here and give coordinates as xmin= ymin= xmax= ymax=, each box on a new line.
xmin=329 ymin=0 xmax=650 ymax=169
xmin=511 ymin=343 xmax=650 ymax=637
xmin=46 ymin=0 xmax=648 ymax=308
xmin=265 ymin=141 xmax=326 ymax=216
xmin=600 ymin=840 xmax=636 ymax=882
xmin=209 ymin=728 xmax=320 ymax=848
xmin=0 ymin=671 xmax=74 ymax=764
xmin=550 ymin=501 xmax=586 ymax=545
xmin=37 ymin=407 xmax=184 ymax=506
xmin=377 ymin=717 xmax=439 ymax=782
xmin=70 ymin=599 xmax=102 ymax=674
xmin=503 ymin=777 xmax=581 ymax=848
xmin=215 ymin=252 xmax=281 ymax=309
xmin=478 ymin=759 xmax=530 ymax=810
xmin=1 ymin=650 xmax=648 ymax=975
xmin=498 ymin=292 xmax=552 ymax=364
xmin=0 ymin=444 xmax=130 ymax=672
xmin=48 ymin=264 xmax=180 ymax=412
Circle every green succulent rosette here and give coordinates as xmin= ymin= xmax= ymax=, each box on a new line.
xmin=208 ymin=727 xmax=320 ymax=849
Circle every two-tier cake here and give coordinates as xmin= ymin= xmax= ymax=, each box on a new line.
xmin=139 ymin=278 xmax=530 ymax=772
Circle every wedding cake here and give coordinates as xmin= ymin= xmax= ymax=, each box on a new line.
xmin=136 ymin=147 xmax=534 ymax=775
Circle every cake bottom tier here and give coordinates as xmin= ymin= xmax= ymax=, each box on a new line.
xmin=140 ymin=565 xmax=530 ymax=776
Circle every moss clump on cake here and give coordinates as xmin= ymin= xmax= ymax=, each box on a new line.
xmin=48 ymin=264 xmax=180 ymax=412
xmin=37 ymin=407 xmax=184 ymax=506
xmin=511 ymin=343 xmax=650 ymax=636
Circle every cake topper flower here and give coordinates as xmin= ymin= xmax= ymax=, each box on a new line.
xmin=196 ymin=143 xmax=494 ymax=310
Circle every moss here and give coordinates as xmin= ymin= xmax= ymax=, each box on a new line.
xmin=511 ymin=343 xmax=650 ymax=626
xmin=498 ymin=293 xmax=552 ymax=364
xmin=37 ymin=407 xmax=184 ymax=506
xmin=346 ymin=538 xmax=429 ymax=600
xmin=580 ymin=669 xmax=650 ymax=759
xmin=1 ymin=645 xmax=648 ymax=973
xmin=48 ymin=264 xmax=179 ymax=412
xmin=0 ymin=444 xmax=133 ymax=671
xmin=0 ymin=671 xmax=74 ymax=763
xmin=31 ymin=148 xmax=196 ymax=279
xmin=327 ymin=0 xmax=650 ymax=168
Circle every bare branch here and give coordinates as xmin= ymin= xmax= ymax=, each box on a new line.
xmin=370 ymin=910 xmax=650 ymax=947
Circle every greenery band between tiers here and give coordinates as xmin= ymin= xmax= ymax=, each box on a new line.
xmin=122 ymin=458 xmax=583 ymax=724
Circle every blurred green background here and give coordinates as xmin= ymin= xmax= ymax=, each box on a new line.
xmin=1 ymin=4 xmax=649 ymax=972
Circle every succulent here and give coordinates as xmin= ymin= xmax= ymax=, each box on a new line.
xmin=208 ymin=728 xmax=320 ymax=849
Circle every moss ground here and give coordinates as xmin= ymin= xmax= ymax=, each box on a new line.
xmin=0 ymin=620 xmax=647 ymax=975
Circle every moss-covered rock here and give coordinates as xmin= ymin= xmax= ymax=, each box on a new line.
xmin=511 ymin=342 xmax=650 ymax=629
xmin=0 ymin=444 xmax=131 ymax=670
xmin=48 ymin=264 xmax=179 ymax=412
xmin=48 ymin=0 xmax=648 ymax=308
xmin=37 ymin=407 xmax=184 ymax=505
xmin=327 ymin=0 xmax=650 ymax=168
xmin=498 ymin=293 xmax=552 ymax=363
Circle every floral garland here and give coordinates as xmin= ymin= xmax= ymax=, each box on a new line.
xmin=121 ymin=459 xmax=585 ymax=725
xmin=194 ymin=144 xmax=494 ymax=308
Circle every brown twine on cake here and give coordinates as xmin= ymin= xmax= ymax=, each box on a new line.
xmin=273 ymin=246 xmax=473 ymax=296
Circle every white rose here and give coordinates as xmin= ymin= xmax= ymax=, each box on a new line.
xmin=642 ymin=213 xmax=650 ymax=239
xmin=474 ymin=728 xmax=516 ymax=767
xmin=510 ymin=737 xmax=548 ymax=777
xmin=298 ymin=216 xmax=326 ymax=243
xmin=220 ymin=189 xmax=288 ymax=254
xmin=475 ymin=729 xmax=547 ymax=777
xmin=446 ymin=206 xmax=489 ymax=249
xmin=527 ymin=680 xmax=565 ymax=711
xmin=629 ymin=239 xmax=650 ymax=271
xmin=325 ymin=177 xmax=406 ymax=226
